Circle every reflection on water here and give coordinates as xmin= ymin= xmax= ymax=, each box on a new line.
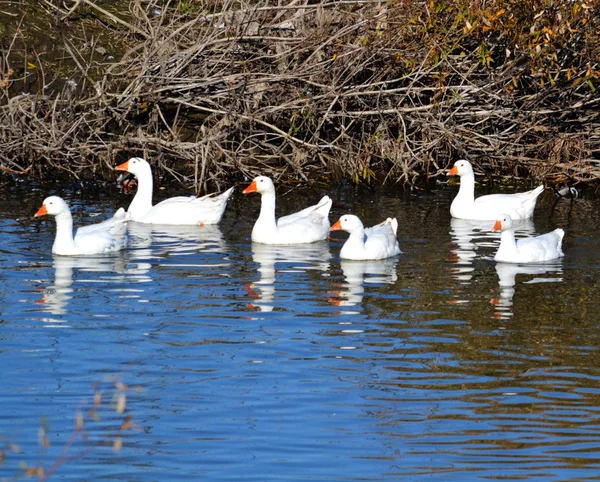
xmin=39 ymin=255 xmax=125 ymax=319
xmin=329 ymin=258 xmax=398 ymax=313
xmin=492 ymin=261 xmax=564 ymax=319
xmin=38 ymin=255 xmax=152 ymax=320
xmin=247 ymin=242 xmax=330 ymax=312
xmin=127 ymin=222 xmax=227 ymax=257
xmin=2 ymin=187 xmax=600 ymax=481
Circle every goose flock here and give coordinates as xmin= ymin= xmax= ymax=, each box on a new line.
xmin=34 ymin=157 xmax=565 ymax=265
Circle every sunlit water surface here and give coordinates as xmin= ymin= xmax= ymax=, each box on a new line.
xmin=1 ymin=182 xmax=599 ymax=481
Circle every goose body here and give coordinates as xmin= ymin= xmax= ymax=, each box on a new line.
xmin=243 ymin=176 xmax=331 ymax=245
xmin=330 ymin=215 xmax=401 ymax=260
xmin=448 ymin=160 xmax=544 ymax=220
xmin=492 ymin=214 xmax=564 ymax=263
xmin=116 ymin=157 xmax=233 ymax=225
xmin=35 ymin=196 xmax=127 ymax=256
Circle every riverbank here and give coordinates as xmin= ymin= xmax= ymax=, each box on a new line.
xmin=0 ymin=0 xmax=598 ymax=192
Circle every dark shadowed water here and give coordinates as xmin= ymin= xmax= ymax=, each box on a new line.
xmin=1 ymin=180 xmax=599 ymax=481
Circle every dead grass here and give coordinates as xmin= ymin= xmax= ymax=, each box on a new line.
xmin=0 ymin=0 xmax=598 ymax=191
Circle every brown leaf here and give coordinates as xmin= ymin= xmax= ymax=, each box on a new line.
xmin=113 ymin=436 xmax=123 ymax=452
xmin=116 ymin=393 xmax=127 ymax=414
xmin=121 ymin=415 xmax=133 ymax=431
xmin=115 ymin=382 xmax=128 ymax=392
xmin=75 ymin=412 xmax=84 ymax=431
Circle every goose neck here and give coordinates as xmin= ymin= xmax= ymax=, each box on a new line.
xmin=347 ymin=227 xmax=366 ymax=244
xmin=257 ymin=190 xmax=277 ymax=226
xmin=128 ymin=169 xmax=154 ymax=218
xmin=341 ymin=228 xmax=368 ymax=257
xmin=52 ymin=211 xmax=76 ymax=253
xmin=496 ymin=228 xmax=519 ymax=260
xmin=456 ymin=172 xmax=476 ymax=204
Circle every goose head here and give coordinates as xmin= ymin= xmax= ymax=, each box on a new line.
xmin=34 ymin=196 xmax=70 ymax=218
xmin=492 ymin=214 xmax=514 ymax=232
xmin=115 ymin=157 xmax=151 ymax=178
xmin=330 ymin=215 xmax=364 ymax=234
xmin=243 ymin=176 xmax=275 ymax=195
xmin=448 ymin=160 xmax=474 ymax=177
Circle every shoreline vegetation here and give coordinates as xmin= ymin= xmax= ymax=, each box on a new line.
xmin=0 ymin=0 xmax=598 ymax=193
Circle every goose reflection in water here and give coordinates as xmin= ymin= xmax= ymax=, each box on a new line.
xmin=329 ymin=258 xmax=398 ymax=314
xmin=120 ymin=224 xmax=229 ymax=305
xmin=127 ymin=223 xmax=227 ymax=257
xmin=38 ymin=254 xmax=150 ymax=319
xmin=492 ymin=262 xmax=563 ymax=320
xmin=449 ymin=218 xmax=536 ymax=282
xmin=247 ymin=242 xmax=331 ymax=313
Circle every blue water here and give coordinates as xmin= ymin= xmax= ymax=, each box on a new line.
xmin=1 ymin=184 xmax=600 ymax=481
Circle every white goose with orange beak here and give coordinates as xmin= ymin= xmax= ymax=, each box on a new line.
xmin=35 ymin=196 xmax=127 ymax=256
xmin=492 ymin=214 xmax=564 ymax=263
xmin=330 ymin=215 xmax=401 ymax=260
xmin=242 ymin=176 xmax=331 ymax=245
xmin=115 ymin=157 xmax=233 ymax=225
xmin=448 ymin=160 xmax=544 ymax=220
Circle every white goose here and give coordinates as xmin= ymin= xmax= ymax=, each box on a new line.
xmin=242 ymin=176 xmax=332 ymax=244
xmin=492 ymin=214 xmax=564 ymax=263
xmin=115 ymin=157 xmax=234 ymax=225
xmin=448 ymin=160 xmax=544 ymax=220
xmin=330 ymin=215 xmax=401 ymax=260
xmin=34 ymin=196 xmax=127 ymax=256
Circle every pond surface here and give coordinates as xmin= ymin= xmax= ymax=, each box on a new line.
xmin=1 ymin=180 xmax=600 ymax=481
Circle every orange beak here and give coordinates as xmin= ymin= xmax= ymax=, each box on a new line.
xmin=330 ymin=219 xmax=343 ymax=232
xmin=34 ymin=205 xmax=48 ymax=217
xmin=448 ymin=166 xmax=458 ymax=176
xmin=492 ymin=220 xmax=502 ymax=232
xmin=243 ymin=180 xmax=257 ymax=194
xmin=115 ymin=161 xmax=129 ymax=172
